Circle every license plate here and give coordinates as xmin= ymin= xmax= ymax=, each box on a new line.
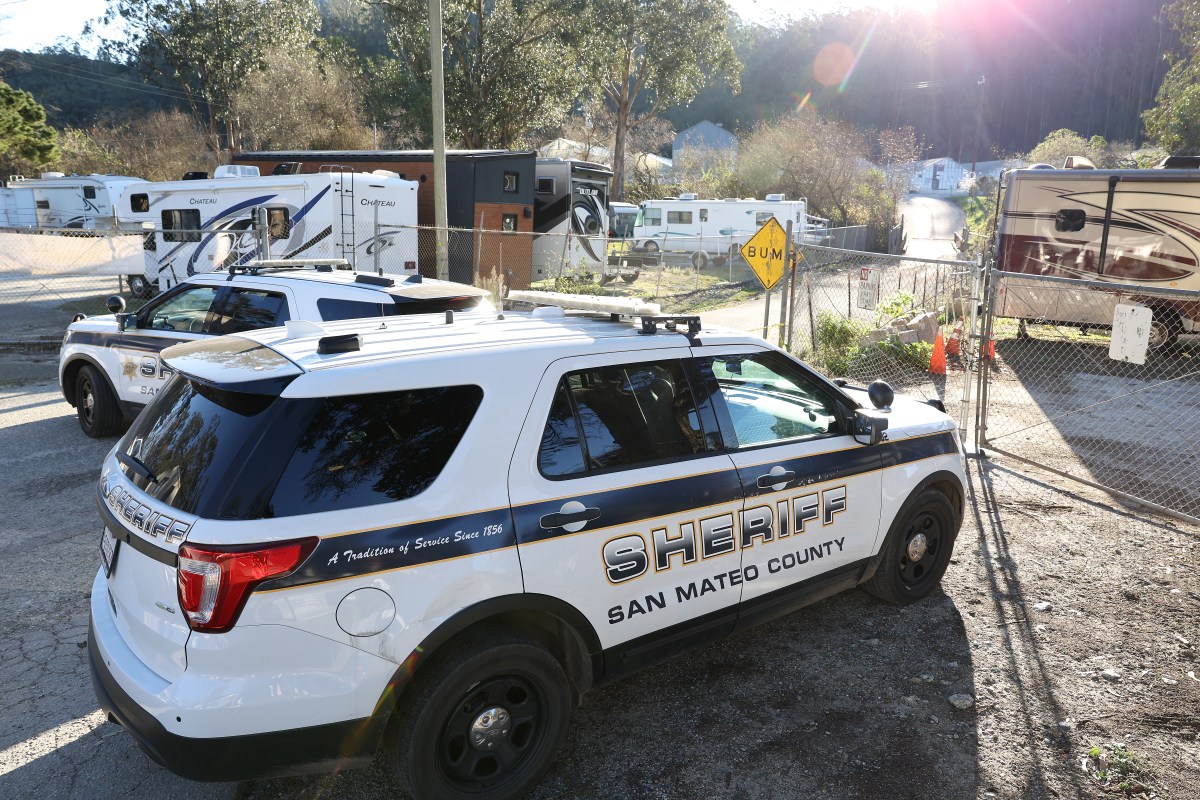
xmin=100 ymin=526 xmax=120 ymax=577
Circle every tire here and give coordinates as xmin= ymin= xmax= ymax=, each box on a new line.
xmin=127 ymin=274 xmax=153 ymax=299
xmin=76 ymin=364 xmax=124 ymax=438
xmin=387 ymin=628 xmax=571 ymax=800
xmin=597 ymin=274 xmax=615 ymax=286
xmin=620 ymin=271 xmax=640 ymax=284
xmin=713 ymin=255 xmax=727 ymax=268
xmin=642 ymin=240 xmax=659 ymax=254
xmin=1148 ymin=308 xmax=1182 ymax=350
xmin=691 ymin=251 xmax=708 ymax=270
xmin=863 ymin=489 xmax=957 ymax=605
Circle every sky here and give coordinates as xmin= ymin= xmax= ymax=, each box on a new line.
xmin=0 ymin=0 xmax=937 ymax=54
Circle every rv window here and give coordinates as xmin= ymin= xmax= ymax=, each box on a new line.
xmin=699 ymin=209 xmax=708 ymax=222
xmin=642 ymin=208 xmax=661 ymax=226
xmin=267 ymin=208 xmax=290 ymax=240
xmin=503 ymin=172 xmax=519 ymax=193
xmin=536 ymin=177 xmax=555 ymax=194
xmin=1054 ymin=208 xmax=1086 ymax=233
xmin=83 ymin=186 xmax=96 ymax=200
xmin=667 ymin=211 xmax=693 ymax=225
xmin=502 ymin=213 xmax=518 ymax=232
xmin=162 ymin=209 xmax=201 ymax=243
xmin=35 ymin=200 xmax=49 ymax=210
xmin=130 ymin=193 xmax=149 ymax=213
xmin=755 ymin=212 xmax=774 ymax=225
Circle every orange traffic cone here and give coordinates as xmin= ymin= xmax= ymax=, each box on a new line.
xmin=930 ymin=332 xmax=947 ymax=375
xmin=946 ymin=320 xmax=962 ymax=356
xmin=981 ymin=333 xmax=996 ymax=360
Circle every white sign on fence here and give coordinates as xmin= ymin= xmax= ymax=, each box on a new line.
xmin=0 ymin=230 xmax=148 ymax=276
xmin=1109 ymin=303 xmax=1152 ymax=365
xmin=857 ymin=266 xmax=880 ymax=310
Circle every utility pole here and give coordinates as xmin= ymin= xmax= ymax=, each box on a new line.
xmin=429 ymin=0 xmax=450 ymax=280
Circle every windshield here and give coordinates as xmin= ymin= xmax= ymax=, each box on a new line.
xmin=610 ymin=210 xmax=636 ymax=238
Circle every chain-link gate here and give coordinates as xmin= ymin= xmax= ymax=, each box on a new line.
xmin=784 ymin=244 xmax=981 ymax=429
xmin=975 ymin=268 xmax=1200 ymax=523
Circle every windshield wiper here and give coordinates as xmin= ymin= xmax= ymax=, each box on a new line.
xmin=117 ymin=450 xmax=158 ymax=484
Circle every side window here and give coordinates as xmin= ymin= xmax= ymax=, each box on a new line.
xmin=143 ymin=285 xmax=220 ymax=332
xmin=317 ymin=297 xmax=390 ymax=321
xmin=667 ymin=210 xmax=693 ymax=225
xmin=503 ymin=172 xmax=519 ymax=192
xmin=266 ymin=207 xmax=290 ymax=240
xmin=267 ymin=386 xmax=484 ymax=515
xmin=83 ymin=186 xmax=97 ymax=200
xmin=701 ymin=352 xmax=842 ymax=447
xmin=699 ymin=208 xmax=708 ymax=222
xmin=755 ymin=212 xmax=774 ymax=225
xmin=162 ymin=209 xmax=201 ymax=243
xmin=537 ymin=360 xmax=705 ymax=478
xmin=502 ymin=212 xmax=518 ymax=232
xmin=131 ymin=193 xmax=149 ymax=213
xmin=642 ymin=208 xmax=661 ymax=226
xmin=216 ymin=289 xmax=289 ymax=334
xmin=536 ymin=177 xmax=555 ymax=194
xmin=1054 ymin=208 xmax=1086 ymax=233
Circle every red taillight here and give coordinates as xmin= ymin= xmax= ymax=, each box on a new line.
xmin=176 ymin=538 xmax=317 ymax=633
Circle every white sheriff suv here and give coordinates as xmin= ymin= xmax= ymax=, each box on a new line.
xmin=89 ymin=295 xmax=965 ymax=800
xmin=59 ymin=264 xmax=492 ymax=437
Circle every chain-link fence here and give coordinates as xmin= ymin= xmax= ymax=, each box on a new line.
xmin=775 ymin=244 xmax=978 ymax=414
xmin=976 ymin=269 xmax=1200 ymax=523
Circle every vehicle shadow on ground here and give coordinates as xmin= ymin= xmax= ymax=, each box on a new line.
xmin=965 ymin=458 xmax=1089 ymax=800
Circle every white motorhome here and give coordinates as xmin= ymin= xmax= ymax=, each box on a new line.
xmin=0 ymin=172 xmax=146 ymax=230
xmin=132 ymin=168 xmax=419 ymax=294
xmin=632 ymin=194 xmax=813 ymax=268
xmin=994 ymin=163 xmax=1200 ymax=348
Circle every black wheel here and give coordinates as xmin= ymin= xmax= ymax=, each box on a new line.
xmin=620 ymin=271 xmax=640 ymax=284
xmin=127 ymin=274 xmax=154 ymax=299
xmin=713 ymin=255 xmax=727 ymax=268
xmin=863 ymin=489 xmax=957 ymax=604
xmin=691 ymin=251 xmax=708 ymax=270
xmin=387 ymin=628 xmax=570 ymax=800
xmin=1148 ymin=308 xmax=1182 ymax=350
xmin=642 ymin=240 xmax=659 ymax=254
xmin=75 ymin=364 xmax=123 ymax=438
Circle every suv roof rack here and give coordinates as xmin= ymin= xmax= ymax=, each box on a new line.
xmin=506 ymin=290 xmax=702 ymax=340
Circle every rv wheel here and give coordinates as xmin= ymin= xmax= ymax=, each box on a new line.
xmin=620 ymin=272 xmax=640 ymax=284
xmin=691 ymin=251 xmax=709 ymax=270
xmin=642 ymin=241 xmax=659 ymax=254
xmin=126 ymin=275 xmax=154 ymax=299
xmin=1148 ymin=309 xmax=1183 ymax=350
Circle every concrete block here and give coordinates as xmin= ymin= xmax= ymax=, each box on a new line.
xmin=906 ymin=311 xmax=940 ymax=344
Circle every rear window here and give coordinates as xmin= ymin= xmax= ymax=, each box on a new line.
xmin=121 ymin=379 xmax=483 ymax=519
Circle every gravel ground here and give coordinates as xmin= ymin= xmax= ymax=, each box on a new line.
xmin=1 ymin=368 xmax=1196 ymax=800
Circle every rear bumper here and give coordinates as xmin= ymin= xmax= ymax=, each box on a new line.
xmin=89 ymin=619 xmax=389 ymax=781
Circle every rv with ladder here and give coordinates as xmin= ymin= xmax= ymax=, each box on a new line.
xmin=132 ymin=167 xmax=418 ymax=295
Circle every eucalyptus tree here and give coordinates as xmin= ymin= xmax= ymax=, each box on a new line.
xmin=371 ymin=0 xmax=590 ymax=148
xmin=587 ymin=0 xmax=740 ymax=200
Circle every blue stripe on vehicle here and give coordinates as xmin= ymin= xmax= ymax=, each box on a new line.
xmin=65 ymin=330 xmax=179 ymax=353
xmin=187 ymin=194 xmax=278 ymax=273
xmin=291 ymin=185 xmax=329 ymax=225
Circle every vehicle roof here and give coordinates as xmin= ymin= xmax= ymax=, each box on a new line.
xmin=139 ymin=172 xmax=412 ymax=193
xmin=187 ymin=269 xmax=488 ymax=300
xmin=162 ymin=310 xmax=755 ymax=391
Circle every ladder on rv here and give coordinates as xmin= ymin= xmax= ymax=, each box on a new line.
xmin=326 ymin=166 xmax=356 ymax=267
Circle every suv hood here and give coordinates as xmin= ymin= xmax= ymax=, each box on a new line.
xmin=842 ymin=387 xmax=955 ymax=439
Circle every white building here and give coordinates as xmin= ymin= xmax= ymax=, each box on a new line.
xmin=909 ymin=157 xmax=966 ymax=193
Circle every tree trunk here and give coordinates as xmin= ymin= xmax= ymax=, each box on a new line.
xmin=613 ymin=100 xmax=630 ymax=201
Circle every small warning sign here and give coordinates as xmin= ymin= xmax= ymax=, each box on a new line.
xmin=857 ymin=266 xmax=880 ymax=310
xmin=740 ymin=217 xmax=789 ymax=290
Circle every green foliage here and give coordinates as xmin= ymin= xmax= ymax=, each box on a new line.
xmin=811 ymin=308 xmax=934 ymax=379
xmin=875 ymin=292 xmax=915 ymax=323
xmin=1027 ymin=128 xmax=1105 ymax=167
xmin=1084 ymin=744 xmax=1157 ymax=794
xmin=373 ymin=0 xmax=589 ymax=149
xmin=0 ymin=80 xmax=58 ymax=173
xmin=813 ymin=312 xmax=867 ymax=376
xmin=57 ymin=109 xmax=215 ymax=181
xmin=99 ymin=0 xmax=320 ymax=143
xmin=586 ymin=0 xmax=741 ymax=199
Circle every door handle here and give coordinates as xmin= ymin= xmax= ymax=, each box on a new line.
xmin=540 ymin=504 xmax=601 ymax=530
xmin=757 ymin=468 xmax=796 ymax=489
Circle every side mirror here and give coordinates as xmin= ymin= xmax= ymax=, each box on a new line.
xmin=116 ymin=312 xmax=138 ymax=332
xmin=106 ymin=295 xmax=126 ymax=314
xmin=855 ymin=409 xmax=889 ymax=446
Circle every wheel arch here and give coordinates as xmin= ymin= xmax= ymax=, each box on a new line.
xmin=61 ymin=353 xmax=113 ymax=407
xmin=372 ymin=593 xmax=603 ymax=721
xmin=860 ymin=468 xmax=964 ymax=586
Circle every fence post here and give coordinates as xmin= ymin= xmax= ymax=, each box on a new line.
xmin=806 ymin=273 xmax=817 ymax=356
xmin=781 ymin=220 xmax=794 ymax=346
xmin=374 ymin=203 xmax=382 ymax=276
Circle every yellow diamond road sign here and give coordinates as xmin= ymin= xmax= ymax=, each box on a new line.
xmin=740 ymin=217 xmax=789 ymax=290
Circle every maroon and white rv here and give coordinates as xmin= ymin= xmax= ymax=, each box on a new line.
xmin=994 ymin=162 xmax=1200 ymax=348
